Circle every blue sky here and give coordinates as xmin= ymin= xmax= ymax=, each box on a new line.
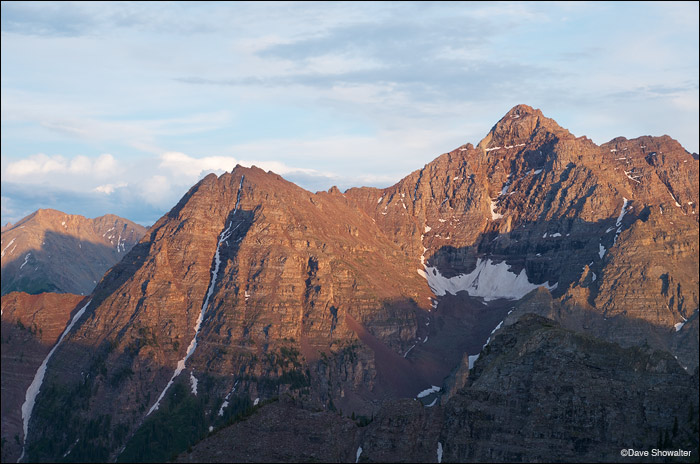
xmin=2 ymin=1 xmax=698 ymax=226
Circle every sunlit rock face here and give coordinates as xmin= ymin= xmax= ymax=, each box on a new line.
xmin=1 ymin=209 xmax=147 ymax=296
xmin=18 ymin=105 xmax=697 ymax=462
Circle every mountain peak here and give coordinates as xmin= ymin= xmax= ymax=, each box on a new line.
xmin=478 ymin=104 xmax=572 ymax=150
xmin=504 ymin=104 xmax=542 ymax=118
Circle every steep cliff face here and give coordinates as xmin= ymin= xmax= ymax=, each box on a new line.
xmin=0 ymin=292 xmax=85 ymax=463
xmin=347 ymin=104 xmax=698 ymax=351
xmin=441 ymin=315 xmax=699 ymax=463
xmin=22 ymin=105 xmax=698 ymax=462
xmin=179 ymin=315 xmax=699 ymax=463
xmin=1 ymin=209 xmax=147 ymax=296
xmin=27 ymin=167 xmax=439 ymax=461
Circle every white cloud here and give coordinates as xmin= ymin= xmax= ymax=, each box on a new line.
xmin=139 ymin=175 xmax=172 ymax=207
xmin=159 ymin=151 xmax=324 ymax=181
xmin=93 ymin=154 xmax=118 ymax=174
xmin=94 ymin=182 xmax=127 ymax=195
xmin=69 ymin=155 xmax=92 ymax=173
xmin=5 ymin=153 xmax=120 ymax=179
xmin=159 ymin=152 xmax=237 ymax=179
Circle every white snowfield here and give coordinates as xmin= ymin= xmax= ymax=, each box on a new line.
xmin=418 ymin=258 xmax=557 ymax=301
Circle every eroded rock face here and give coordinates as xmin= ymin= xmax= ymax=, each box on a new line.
xmin=347 ymin=103 xmax=698 ymax=367
xmin=441 ymin=315 xmax=700 ymax=463
xmin=1 ymin=209 xmax=147 ymax=296
xmin=0 ymin=292 xmax=85 ymax=463
xmin=27 ymin=168 xmax=438 ymax=461
xmin=23 ymin=105 xmax=698 ymax=462
xmin=180 ymin=315 xmax=699 ymax=463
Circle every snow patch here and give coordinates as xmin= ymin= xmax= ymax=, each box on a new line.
xmin=437 ymin=442 xmax=443 ymax=463
xmin=490 ymin=199 xmax=503 ymax=220
xmin=675 ymin=322 xmax=686 ymax=332
xmin=425 ymin=398 xmax=437 ymax=407
xmin=218 ymin=380 xmax=239 ymax=416
xmin=424 ymin=225 xmax=432 ymax=233
xmin=19 ymin=253 xmax=31 ymax=270
xmin=613 ymin=198 xmax=629 ymax=245
xmin=21 ymin=300 xmax=92 ymax=460
xmin=550 ymin=233 xmax=561 ymax=238
xmin=490 ymin=320 xmax=504 ymax=335
xmin=500 ymin=181 xmax=510 ymax=196
xmin=417 ymin=385 xmax=441 ymax=398
xmin=356 ymin=446 xmax=363 ymax=463
xmin=254 ymin=397 xmax=260 ymax=406
xmin=418 ymin=258 xmax=556 ymax=301
xmin=1 ymin=238 xmax=16 ymax=258
xmin=599 ymin=244 xmax=606 ymax=259
xmin=190 ymin=371 xmax=198 ymax=396
xmin=403 ymin=344 xmax=416 ymax=358
xmin=468 ymin=354 xmax=480 ymax=370
xmin=148 ymin=175 xmax=246 ymax=416
xmin=669 ymin=192 xmax=681 ymax=207
xmin=624 ymin=171 xmax=641 ymax=183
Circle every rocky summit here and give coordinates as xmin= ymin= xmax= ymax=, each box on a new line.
xmin=1 ymin=209 xmax=147 ymax=296
xmin=3 ymin=105 xmax=697 ymax=463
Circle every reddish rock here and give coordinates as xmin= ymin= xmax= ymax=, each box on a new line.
xmin=1 ymin=209 xmax=147 ymax=296
xmin=22 ymin=105 xmax=698 ymax=462
xmin=0 ymin=292 xmax=85 ymax=462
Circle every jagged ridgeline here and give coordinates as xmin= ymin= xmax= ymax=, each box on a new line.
xmin=1 ymin=210 xmax=147 ymax=296
xmin=9 ymin=105 xmax=697 ymax=463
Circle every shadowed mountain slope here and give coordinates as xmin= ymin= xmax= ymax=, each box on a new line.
xmin=1 ymin=209 xmax=147 ymax=296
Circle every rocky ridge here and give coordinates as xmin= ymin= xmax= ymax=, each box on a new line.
xmin=1 ymin=209 xmax=148 ymax=296
xmin=179 ymin=315 xmax=699 ymax=463
xmin=16 ymin=105 xmax=698 ymax=462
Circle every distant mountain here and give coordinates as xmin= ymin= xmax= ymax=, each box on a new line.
xmin=12 ymin=105 xmax=698 ymax=462
xmin=1 ymin=209 xmax=148 ymax=296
